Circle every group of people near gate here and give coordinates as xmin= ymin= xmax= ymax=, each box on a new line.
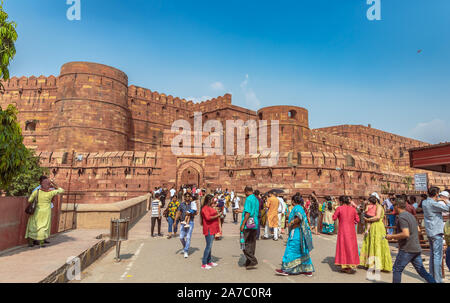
xmin=149 ymin=183 xmax=450 ymax=283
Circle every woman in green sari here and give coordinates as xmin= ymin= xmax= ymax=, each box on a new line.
xmin=359 ymin=195 xmax=393 ymax=272
xmin=26 ymin=178 xmax=64 ymax=248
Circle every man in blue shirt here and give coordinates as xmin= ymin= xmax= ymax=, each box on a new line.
xmin=422 ymin=186 xmax=450 ymax=283
xmin=175 ymin=193 xmax=197 ymax=259
xmin=240 ymin=186 xmax=259 ymax=270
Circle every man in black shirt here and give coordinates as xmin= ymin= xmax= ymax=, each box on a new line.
xmin=386 ymin=198 xmax=435 ymax=283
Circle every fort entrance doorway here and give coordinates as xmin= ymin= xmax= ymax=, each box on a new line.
xmin=180 ymin=167 xmax=200 ymax=187
xmin=176 ymin=160 xmax=204 ymax=188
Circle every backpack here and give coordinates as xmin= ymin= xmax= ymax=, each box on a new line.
xmin=310 ymin=201 xmax=319 ymax=218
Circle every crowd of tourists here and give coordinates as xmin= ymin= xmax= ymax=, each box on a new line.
xmin=148 ymin=183 xmax=450 ymax=283
xmin=22 ymin=175 xmax=450 ymax=283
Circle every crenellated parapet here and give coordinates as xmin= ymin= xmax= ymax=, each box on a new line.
xmin=316 ymin=125 xmax=427 ymax=149
xmin=1 ymin=75 xmax=58 ymax=90
xmin=192 ymin=94 xmax=232 ymax=113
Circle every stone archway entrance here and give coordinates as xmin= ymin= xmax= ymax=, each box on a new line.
xmin=180 ymin=167 xmax=200 ymax=187
xmin=176 ymin=160 xmax=204 ymax=188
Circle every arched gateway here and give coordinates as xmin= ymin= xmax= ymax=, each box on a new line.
xmin=176 ymin=160 xmax=204 ymax=188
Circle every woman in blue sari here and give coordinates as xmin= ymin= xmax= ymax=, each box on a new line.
xmin=275 ymin=197 xmax=314 ymax=277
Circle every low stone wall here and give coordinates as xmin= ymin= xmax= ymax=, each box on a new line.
xmin=60 ymin=194 xmax=150 ymax=229
xmin=0 ymin=197 xmax=29 ymax=251
xmin=0 ymin=196 xmax=61 ymax=252
xmin=41 ymin=234 xmax=115 ymax=283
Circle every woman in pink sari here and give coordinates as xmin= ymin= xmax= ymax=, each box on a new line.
xmin=333 ymin=195 xmax=360 ymax=274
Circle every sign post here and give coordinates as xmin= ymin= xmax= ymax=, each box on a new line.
xmin=414 ymin=173 xmax=428 ymax=192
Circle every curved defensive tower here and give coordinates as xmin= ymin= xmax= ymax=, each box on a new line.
xmin=257 ymin=105 xmax=310 ymax=152
xmin=49 ymin=62 xmax=130 ymax=152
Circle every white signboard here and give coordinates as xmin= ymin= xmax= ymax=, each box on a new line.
xmin=414 ymin=173 xmax=428 ymax=191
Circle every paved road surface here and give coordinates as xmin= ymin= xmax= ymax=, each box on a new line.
xmin=78 ymin=211 xmax=448 ymax=283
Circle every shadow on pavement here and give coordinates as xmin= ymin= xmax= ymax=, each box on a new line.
xmin=321 ymin=256 xmax=341 ymax=273
xmin=237 ymin=254 xmax=247 ymax=267
xmin=118 ymin=253 xmax=135 ymax=260
xmin=175 ymin=247 xmax=200 ymax=255
xmin=0 ymin=234 xmax=77 ymax=257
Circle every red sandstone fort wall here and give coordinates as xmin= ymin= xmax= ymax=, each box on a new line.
xmin=1 ymin=61 xmax=449 ymax=204
xmin=0 ymin=75 xmax=58 ymax=150
xmin=37 ymin=150 xmax=159 ymax=204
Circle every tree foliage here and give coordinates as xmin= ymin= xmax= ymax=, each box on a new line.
xmin=0 ymin=1 xmax=26 ymax=190
xmin=0 ymin=0 xmax=18 ymax=88
xmin=4 ymin=149 xmax=48 ymax=196
xmin=0 ymin=104 xmax=30 ymax=190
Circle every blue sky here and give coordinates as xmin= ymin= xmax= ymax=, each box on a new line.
xmin=4 ymin=0 xmax=450 ymax=144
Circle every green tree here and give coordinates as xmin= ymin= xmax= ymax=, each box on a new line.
xmin=0 ymin=104 xmax=30 ymax=190
xmin=4 ymin=149 xmax=48 ymax=196
xmin=0 ymin=0 xmax=18 ymax=89
xmin=0 ymin=1 xmax=26 ymax=190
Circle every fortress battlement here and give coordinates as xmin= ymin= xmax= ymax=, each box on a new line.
xmin=1 ymin=61 xmax=448 ymax=203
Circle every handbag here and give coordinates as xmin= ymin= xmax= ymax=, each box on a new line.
xmin=246 ymin=216 xmax=256 ymax=229
xmin=163 ymin=207 xmax=170 ymax=218
xmin=25 ymin=189 xmax=39 ymax=215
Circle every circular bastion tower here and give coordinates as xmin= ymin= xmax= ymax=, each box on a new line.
xmin=256 ymin=105 xmax=311 ymax=152
xmin=49 ymin=62 xmax=130 ymax=152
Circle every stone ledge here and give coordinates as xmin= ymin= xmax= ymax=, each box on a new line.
xmin=40 ymin=235 xmax=115 ymax=283
xmin=61 ymin=194 xmax=150 ymax=212
xmin=60 ymin=194 xmax=149 ymax=229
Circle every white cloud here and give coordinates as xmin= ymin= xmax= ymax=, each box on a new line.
xmin=185 ymin=96 xmax=212 ymax=103
xmin=210 ymin=81 xmax=225 ymax=91
xmin=411 ymin=119 xmax=450 ymax=144
xmin=240 ymin=74 xmax=261 ymax=110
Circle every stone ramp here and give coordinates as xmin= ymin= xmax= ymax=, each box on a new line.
xmin=0 ymin=229 xmax=110 ymax=283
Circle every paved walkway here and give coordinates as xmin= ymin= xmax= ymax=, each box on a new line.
xmin=1 ymin=210 xmax=447 ymax=283
xmin=0 ymin=229 xmax=106 ymax=283
xmin=79 ymin=212 xmax=450 ymax=283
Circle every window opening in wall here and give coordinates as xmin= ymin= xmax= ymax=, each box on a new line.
xmin=288 ymin=110 xmax=297 ymax=119
xmin=345 ymin=155 xmax=355 ymax=167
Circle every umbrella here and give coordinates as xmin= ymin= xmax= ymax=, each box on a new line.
xmin=267 ymin=189 xmax=285 ymax=195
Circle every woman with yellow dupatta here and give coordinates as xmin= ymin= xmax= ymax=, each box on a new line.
xmin=26 ymin=178 xmax=64 ymax=248
xmin=359 ymin=194 xmax=393 ymax=272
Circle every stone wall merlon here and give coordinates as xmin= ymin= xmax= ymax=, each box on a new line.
xmin=1 ymin=75 xmax=58 ymax=90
